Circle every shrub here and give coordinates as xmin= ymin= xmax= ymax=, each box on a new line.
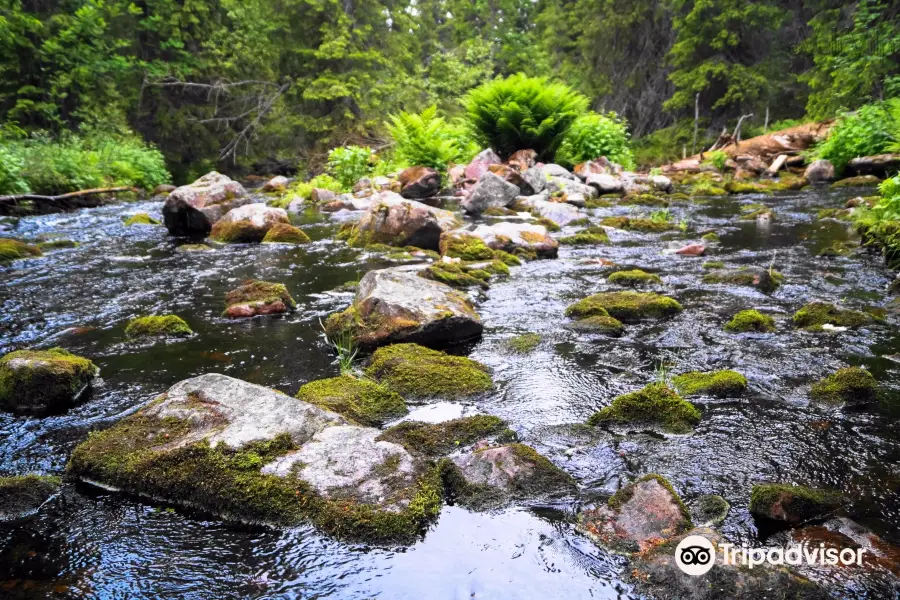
xmin=0 ymin=146 xmax=29 ymax=194
xmin=556 ymin=112 xmax=635 ymax=170
xmin=326 ymin=145 xmax=372 ymax=190
xmin=462 ymin=74 xmax=589 ymax=161
xmin=704 ymin=150 xmax=728 ymax=170
xmin=386 ymin=106 xmax=472 ymax=172
xmin=810 ymin=99 xmax=900 ymax=174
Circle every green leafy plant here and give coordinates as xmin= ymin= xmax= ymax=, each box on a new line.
xmin=386 ymin=106 xmax=466 ymax=172
xmin=462 ymin=74 xmax=589 ymax=161
xmin=809 ymin=99 xmax=900 ymax=175
xmin=320 ymin=318 xmax=359 ymax=376
xmin=0 ymin=146 xmax=29 ymax=194
xmin=326 ymin=145 xmax=373 ymax=190
xmin=556 ymin=111 xmax=635 ymax=169
xmin=704 ymin=150 xmax=728 ymax=171
xmin=649 ymin=208 xmax=672 ymax=224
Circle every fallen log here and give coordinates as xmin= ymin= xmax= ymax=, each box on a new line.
xmin=0 ymin=186 xmax=139 ymax=205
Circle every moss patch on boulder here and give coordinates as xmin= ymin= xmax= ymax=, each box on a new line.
xmin=124 ymin=213 xmax=160 ymax=226
xmin=700 ymin=232 xmax=720 ymax=243
xmin=377 ymin=415 xmax=507 ymax=458
xmin=0 ymin=348 xmax=97 ymax=415
xmin=749 ymin=483 xmax=844 ymax=524
xmin=565 ymin=291 xmax=682 ymax=323
xmin=209 ymin=220 xmax=264 ymax=243
xmin=439 ymin=233 xmax=495 ymax=261
xmin=0 ymin=475 xmax=61 ymax=520
xmin=559 ymin=227 xmax=610 ymax=245
xmin=810 ymin=367 xmax=878 ymax=405
xmin=420 ymin=262 xmax=490 ymax=289
xmin=262 ymin=223 xmax=311 ymax=244
xmin=701 ymin=260 xmax=725 ymax=269
xmin=702 ymin=268 xmax=783 ymax=293
xmin=223 ymin=280 xmax=296 ymax=318
xmin=365 ymin=343 xmax=492 ymax=399
xmin=724 ymin=309 xmax=776 ymax=333
xmin=0 ymin=238 xmax=42 ymax=263
xmin=600 ymin=217 xmax=674 ymax=232
xmin=691 ymin=494 xmax=730 ymax=525
xmin=607 ymin=269 xmax=661 ymax=287
xmin=672 ymin=370 xmax=747 ymax=397
xmin=125 ymin=315 xmax=193 ymax=339
xmin=587 ymin=383 xmax=701 ymax=434
xmin=296 ymin=376 xmax=408 ymax=426
xmin=567 ymin=315 xmax=626 ymax=336
xmin=792 ymin=301 xmax=874 ymax=331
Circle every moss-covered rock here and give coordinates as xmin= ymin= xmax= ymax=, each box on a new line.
xmin=600 ymin=216 xmax=674 ymax=232
xmin=262 ymin=223 xmax=311 ymax=244
xmin=209 ymin=220 xmax=264 ymax=243
xmin=378 ymin=415 xmax=507 ymax=458
xmin=792 ymin=301 xmax=874 ymax=331
xmin=831 ymin=175 xmax=881 ymax=188
xmin=439 ymin=232 xmax=495 ymax=261
xmin=691 ymin=494 xmax=730 ymax=526
xmin=505 ymin=333 xmax=542 ymax=353
xmin=618 ymin=193 xmax=669 ymax=206
xmin=366 ymin=343 xmax=492 ymax=399
xmin=700 ymin=232 xmax=720 ymax=243
xmin=607 ymin=269 xmax=661 ymax=287
xmin=701 ymin=260 xmax=725 ymax=269
xmin=672 ymin=370 xmax=747 ymax=397
xmin=724 ymin=309 xmax=776 ymax=333
xmin=125 ymin=315 xmax=193 ymax=339
xmin=809 ymin=367 xmax=878 ymax=406
xmin=223 ymin=280 xmax=296 ymax=318
xmin=690 ymin=182 xmax=728 ymax=196
xmin=816 ymin=208 xmax=852 ymax=222
xmin=559 ymin=227 xmax=610 ymax=245
xmin=702 ymin=267 xmax=783 ymax=293
xmin=124 ymin=213 xmax=161 ymax=226
xmin=0 ymin=238 xmax=42 ymax=263
xmin=749 ymin=483 xmax=844 ymax=525
xmin=0 ymin=475 xmax=61 ymax=520
xmin=38 ymin=239 xmax=79 ymax=250
xmin=565 ymin=291 xmax=682 ymax=323
xmin=817 ymin=240 xmax=855 ymax=257
xmin=567 ymin=315 xmax=626 ymax=336
xmin=535 ymin=216 xmax=561 ymax=232
xmin=587 ymin=383 xmax=701 ymax=434
xmin=419 ymin=262 xmax=490 ymax=289
xmin=296 ymin=375 xmax=408 ymax=426
xmin=0 ymin=348 xmax=97 ymax=415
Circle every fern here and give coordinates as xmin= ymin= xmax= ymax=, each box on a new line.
xmin=386 ymin=106 xmax=468 ymax=172
xmin=556 ymin=111 xmax=635 ymax=169
xmin=462 ymin=74 xmax=589 ymax=161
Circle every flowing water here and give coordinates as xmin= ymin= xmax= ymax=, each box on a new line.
xmin=2 ymin=187 xmax=900 ymax=599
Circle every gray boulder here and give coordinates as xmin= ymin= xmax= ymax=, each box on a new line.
xmin=516 ymin=192 xmax=582 ymax=226
xmin=467 ymin=222 xmax=558 ymax=259
xmin=805 ymin=159 xmax=835 ymax=183
xmin=586 ymin=173 xmax=624 ymax=194
xmin=521 ymin=166 xmax=547 ymax=194
xmin=543 ymin=163 xmax=579 ymax=181
xmin=209 ymin=203 xmax=290 ymax=243
xmin=650 ymin=175 xmax=673 ymax=193
xmin=163 ymin=171 xmax=251 ymax=236
xmin=546 ymin=176 xmax=599 ymax=202
xmin=461 ymin=172 xmax=521 ymax=214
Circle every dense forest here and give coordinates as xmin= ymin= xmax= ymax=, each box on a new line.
xmin=1 ymin=0 xmax=898 ymax=184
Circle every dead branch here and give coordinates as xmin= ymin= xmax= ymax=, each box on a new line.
xmin=0 ymin=187 xmax=138 ymax=206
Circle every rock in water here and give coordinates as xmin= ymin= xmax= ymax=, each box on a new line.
xmin=804 ymin=159 xmax=835 ymax=183
xmin=223 ymin=280 xmax=296 ymax=318
xmin=749 ymin=483 xmax=844 ymax=525
xmin=209 ymin=204 xmax=290 ymax=243
xmin=465 ymin=222 xmax=559 ymax=259
xmin=324 ymin=265 xmax=483 ymax=349
xmin=515 ymin=192 xmax=582 ymax=226
xmin=577 ymin=474 xmax=692 ymax=553
xmin=398 ymin=166 xmax=441 ymax=199
xmin=461 ymin=172 xmax=521 ymax=214
xmin=67 ymin=373 xmax=442 ymax=543
xmin=464 ymin=149 xmax=502 ymax=181
xmin=163 ymin=172 xmax=251 ymax=236
xmin=0 ymin=475 xmax=61 ymax=520
xmin=262 ymin=175 xmax=289 ymax=192
xmin=585 ymin=173 xmax=624 ymax=194
xmin=0 ymin=348 xmax=98 ymax=415
xmin=353 ymin=193 xmax=459 ymax=250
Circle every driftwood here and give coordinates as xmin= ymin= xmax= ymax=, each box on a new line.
xmin=0 ymin=186 xmax=138 ymax=206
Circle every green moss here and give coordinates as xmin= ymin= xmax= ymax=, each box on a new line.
xmin=831 ymin=175 xmax=881 ymax=188
xmin=599 ymin=217 xmax=674 ymax=232
xmin=607 ymin=474 xmax=692 ymax=527
xmin=817 ymin=241 xmax=855 ymax=257
xmin=0 ymin=238 xmax=42 ymax=263
xmin=607 ymin=269 xmax=661 ymax=287
xmin=495 ymin=250 xmax=521 ymax=266
xmin=702 ymin=261 xmax=725 ymax=270
xmin=585 ymin=198 xmax=613 ymax=208
xmin=792 ymin=301 xmax=874 ymax=330
xmin=0 ymin=348 xmax=97 ymax=415
xmin=749 ymin=483 xmax=844 ymax=522
xmin=439 ymin=233 xmax=495 ymax=261
xmin=702 ymin=268 xmax=783 ymax=293
xmin=262 ymin=223 xmax=311 ymax=244
xmin=420 ymin=262 xmax=489 ymax=289
xmin=483 ymin=207 xmax=517 ymax=216
xmin=366 ymin=343 xmax=493 ymax=399
xmin=693 ymin=494 xmax=730 ymax=525
xmin=38 ymin=239 xmax=79 ymax=250
xmin=535 ymin=217 xmax=561 ymax=232
xmin=568 ymin=217 xmax=591 ymax=227
xmin=124 ymin=213 xmax=160 ymax=226
xmin=701 ymin=232 xmax=720 ymax=243
xmin=125 ymin=315 xmax=193 ymax=339
xmin=690 ymin=182 xmax=728 ymax=196
xmin=479 ymin=259 xmax=510 ymax=276
xmin=565 ymin=291 xmax=682 ymax=323
xmin=560 ymin=226 xmax=610 ymax=245
xmin=817 ymin=208 xmax=852 ymax=221
xmin=726 ymin=181 xmax=773 ymax=194
xmin=671 ymin=370 xmax=747 ymax=397
xmin=739 ymin=206 xmax=775 ymax=220
xmin=724 ymin=309 xmax=776 ymax=333
xmin=505 ymin=333 xmax=542 ymax=353
xmin=618 ymin=193 xmax=669 ymax=207
xmin=296 ymin=375 xmax=408 ymax=426
xmin=67 ymin=412 xmax=440 ymax=543
xmin=568 ymin=315 xmax=625 ymax=336
xmin=210 ymin=220 xmax=267 ymax=243
xmin=587 ymin=382 xmax=701 ymax=434
xmin=810 ymin=367 xmax=878 ymax=405
xmin=378 ymin=415 xmax=507 ymax=458
xmin=223 ymin=280 xmax=296 ymax=316
xmin=0 ymin=475 xmax=61 ymax=519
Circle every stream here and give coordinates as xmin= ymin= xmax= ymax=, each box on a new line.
xmin=2 ymin=186 xmax=899 ymax=599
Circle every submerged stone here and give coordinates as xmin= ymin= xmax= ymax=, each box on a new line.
xmin=0 ymin=238 xmax=42 ymax=264
xmin=0 ymin=348 xmax=97 ymax=415
xmin=577 ymin=474 xmax=691 ymax=553
xmin=378 ymin=415 xmax=507 ymax=458
xmin=324 ymin=266 xmax=483 ymax=350
xmin=223 ymin=280 xmax=296 ymax=318
xmin=702 ymin=267 xmax=783 ymax=294
xmin=67 ymin=373 xmax=441 ymax=543
xmin=792 ymin=301 xmax=874 ymax=331
xmin=124 ymin=212 xmax=161 ymax=226
xmin=296 ymin=375 xmax=408 ymax=426
xmin=0 ymin=475 xmax=61 ymax=521
xmin=505 ymin=333 xmax=542 ymax=353
xmin=588 ymin=383 xmax=701 ymax=434
xmin=567 ymin=315 xmax=626 ymax=336
xmin=365 ymin=343 xmax=492 ymax=399
xmin=724 ymin=309 xmax=776 ymax=333
xmin=565 ymin=291 xmax=682 ymax=323
xmin=671 ymin=370 xmax=747 ymax=397
xmin=125 ymin=315 xmax=193 ymax=339
xmin=809 ymin=367 xmax=878 ymax=406
xmin=559 ymin=226 xmax=609 ymax=246
xmin=691 ymin=494 xmax=730 ymax=526
xmin=607 ymin=269 xmax=661 ymax=287
xmin=749 ymin=483 xmax=844 ymax=525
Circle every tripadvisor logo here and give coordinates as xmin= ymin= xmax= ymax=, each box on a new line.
xmin=675 ymin=535 xmax=867 ymax=576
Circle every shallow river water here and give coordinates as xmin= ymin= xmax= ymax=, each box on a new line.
xmin=2 ymin=186 xmax=900 ymax=599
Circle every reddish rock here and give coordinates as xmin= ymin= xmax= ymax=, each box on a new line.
xmin=262 ymin=175 xmax=289 ymax=192
xmin=162 ymin=172 xmax=251 ymax=236
xmin=507 ymin=149 xmax=538 ymax=172
xmin=398 ymin=166 xmax=442 ymax=199
xmin=311 ymin=188 xmax=338 ymax=204
xmin=355 ymin=192 xmax=459 ymax=250
xmin=675 ymin=243 xmax=705 ymax=256
xmin=464 ymin=149 xmax=502 ymax=181
xmin=488 ymin=164 xmax=533 ymax=194
xmin=574 ymin=157 xmax=617 ymax=179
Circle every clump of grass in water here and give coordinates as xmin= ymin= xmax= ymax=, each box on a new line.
xmin=649 ymin=208 xmax=672 ymax=224
xmin=654 ymin=360 xmax=672 ymax=384
xmin=319 ymin=318 xmax=359 ymax=375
